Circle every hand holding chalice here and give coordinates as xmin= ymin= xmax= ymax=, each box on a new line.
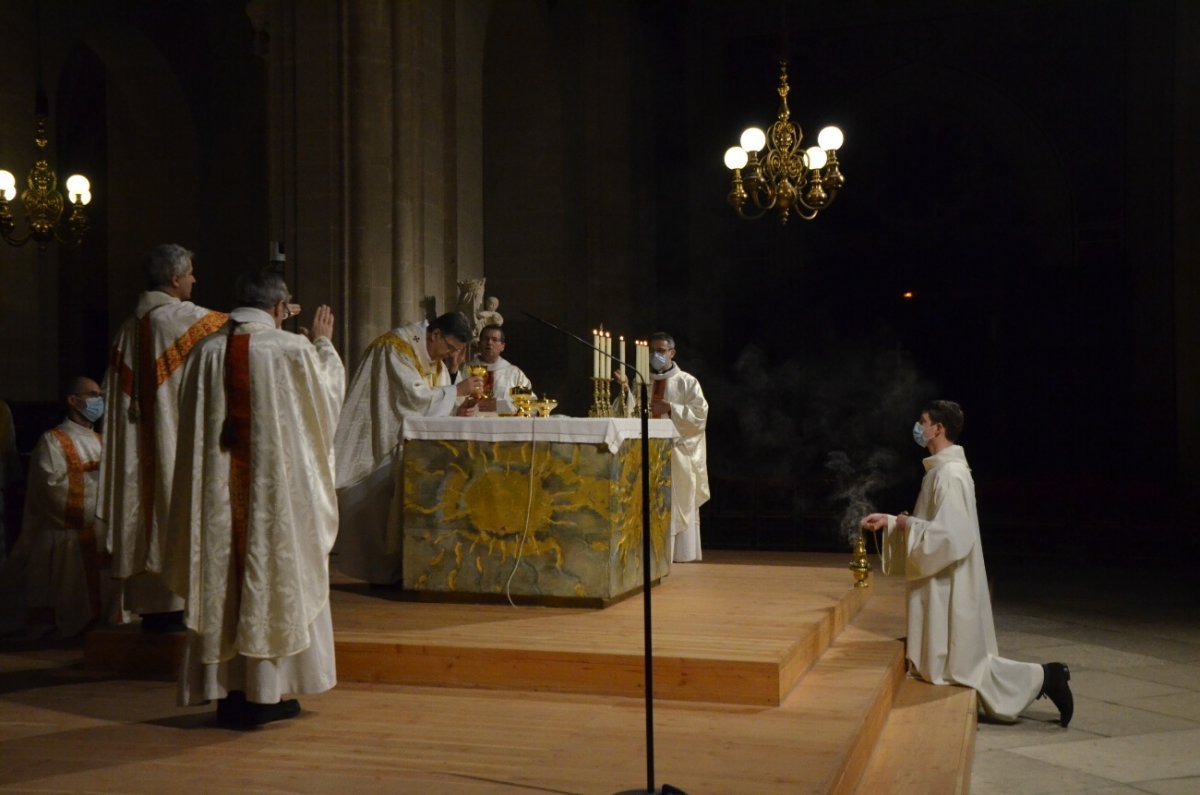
xmin=467 ymin=365 xmax=490 ymax=399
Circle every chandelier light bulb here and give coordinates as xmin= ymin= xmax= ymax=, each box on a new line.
xmin=817 ymin=126 xmax=844 ymax=151
xmin=805 ymin=146 xmax=828 ymax=170
xmin=724 ymin=146 xmax=748 ymax=170
xmin=0 ymin=169 xmax=16 ymax=201
xmin=66 ymin=174 xmax=91 ymax=204
xmin=739 ymin=127 xmax=766 ymax=153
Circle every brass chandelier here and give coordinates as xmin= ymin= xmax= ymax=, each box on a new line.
xmin=724 ymin=61 xmax=844 ymax=223
xmin=0 ymin=93 xmax=92 ymax=252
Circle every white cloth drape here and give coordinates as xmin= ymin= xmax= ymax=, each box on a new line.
xmin=881 ymin=444 xmax=1043 ymax=721
xmin=164 ymin=308 xmax=344 ymax=704
xmin=651 ymin=368 xmax=709 ymax=562
xmin=98 ymin=291 xmax=227 ymax=613
xmin=332 ymin=321 xmax=456 ymax=583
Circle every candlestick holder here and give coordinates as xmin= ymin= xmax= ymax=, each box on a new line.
xmin=849 ymin=532 xmax=871 ymax=588
xmin=589 ymin=377 xmax=612 ymax=417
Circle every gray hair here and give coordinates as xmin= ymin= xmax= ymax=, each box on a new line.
xmin=647 ymin=331 xmax=676 ymax=349
xmin=145 ymin=244 xmax=194 ymax=289
xmin=235 ymin=268 xmax=290 ymax=310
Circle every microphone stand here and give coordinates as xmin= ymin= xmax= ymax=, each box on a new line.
xmin=521 ymin=312 xmax=685 ymax=795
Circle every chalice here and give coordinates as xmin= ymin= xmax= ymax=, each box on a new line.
xmin=467 ymin=364 xmax=490 ymax=399
xmin=537 ymin=396 xmax=558 ymax=417
xmin=509 ymin=385 xmax=534 ymax=417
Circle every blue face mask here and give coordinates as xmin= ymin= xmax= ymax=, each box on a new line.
xmin=81 ymin=396 xmax=105 ymax=423
xmin=912 ymin=421 xmax=928 ymax=448
xmin=650 ymin=351 xmax=670 ymax=373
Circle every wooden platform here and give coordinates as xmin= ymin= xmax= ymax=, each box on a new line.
xmin=332 ymin=556 xmax=870 ymax=706
xmin=7 ymin=552 xmax=979 ymax=793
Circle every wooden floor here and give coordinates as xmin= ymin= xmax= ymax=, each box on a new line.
xmin=0 ymin=552 xmax=949 ymax=794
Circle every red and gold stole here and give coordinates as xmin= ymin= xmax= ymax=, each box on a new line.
xmin=651 ymin=378 xmax=668 ymax=418
xmin=220 ymin=331 xmax=253 ymax=608
xmin=130 ymin=308 xmax=228 ymax=546
xmin=49 ymin=427 xmax=103 ymax=618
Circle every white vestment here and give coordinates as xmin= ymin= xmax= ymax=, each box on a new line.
xmin=332 ymin=321 xmax=455 ymax=583
xmin=881 ymin=444 xmax=1043 ymax=721
xmin=624 ymin=367 xmax=710 ymax=562
xmin=98 ymin=290 xmax=227 ymax=614
xmin=164 ymin=308 xmax=344 ymax=705
xmin=0 ymin=419 xmax=110 ymax=636
xmin=466 ymin=355 xmax=532 ymax=413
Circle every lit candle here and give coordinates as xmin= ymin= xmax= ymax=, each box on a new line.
xmin=595 ymin=329 xmax=604 ymax=379
xmin=619 ymin=335 xmax=626 ymax=375
xmin=604 ymin=331 xmax=612 ymax=377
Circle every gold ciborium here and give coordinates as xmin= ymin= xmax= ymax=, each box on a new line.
xmin=849 ymin=532 xmax=871 ymax=588
xmin=510 ymin=385 xmax=534 ymax=417
xmin=536 ymin=396 xmax=558 ymax=417
xmin=467 ymin=364 xmax=490 ymax=399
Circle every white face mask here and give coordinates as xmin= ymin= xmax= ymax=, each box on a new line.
xmin=650 ymin=351 xmax=670 ymax=373
xmin=912 ymin=421 xmax=929 ymax=448
xmin=81 ymin=396 xmax=105 ymax=423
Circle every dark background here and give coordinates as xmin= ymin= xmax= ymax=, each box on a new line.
xmin=1 ymin=0 xmax=1192 ymax=583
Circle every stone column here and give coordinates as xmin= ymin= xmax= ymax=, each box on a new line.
xmin=259 ymin=0 xmax=489 ymax=370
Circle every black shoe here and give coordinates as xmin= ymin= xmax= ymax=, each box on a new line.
xmin=246 ymin=698 xmax=301 ymax=726
xmin=216 ymin=693 xmax=300 ymax=729
xmin=140 ymin=610 xmax=186 ymax=634
xmin=1039 ymin=662 xmax=1073 ymax=727
xmin=216 ymin=690 xmax=251 ymax=728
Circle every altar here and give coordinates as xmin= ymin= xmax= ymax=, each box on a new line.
xmin=400 ymin=416 xmax=677 ymax=605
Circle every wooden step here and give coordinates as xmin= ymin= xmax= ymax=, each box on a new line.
xmin=83 ymin=557 xmax=873 ymax=707
xmin=332 ymin=561 xmax=871 ymax=706
xmin=5 ymin=553 xmax=951 ymax=793
xmin=82 ymin=624 xmax=184 ymax=679
xmin=856 ymin=678 xmax=978 ymax=794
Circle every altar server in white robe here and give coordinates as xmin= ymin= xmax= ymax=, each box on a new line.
xmin=164 ymin=269 xmax=344 ymax=727
xmin=332 ymin=312 xmax=481 ymax=584
xmin=98 ymin=244 xmax=227 ymax=630
xmin=0 ymin=378 xmax=115 ymax=637
xmin=467 ymin=323 xmax=533 ymax=413
xmin=616 ymin=332 xmax=710 ymax=563
xmin=862 ymin=400 xmax=1074 ymax=726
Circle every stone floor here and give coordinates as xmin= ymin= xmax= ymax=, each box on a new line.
xmin=973 ymin=560 xmax=1200 ymax=795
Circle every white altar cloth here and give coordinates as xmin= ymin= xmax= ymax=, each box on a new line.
xmin=402 ymin=416 xmax=678 ymax=454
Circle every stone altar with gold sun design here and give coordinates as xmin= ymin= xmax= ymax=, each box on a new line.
xmin=400 ymin=417 xmax=678 ymax=605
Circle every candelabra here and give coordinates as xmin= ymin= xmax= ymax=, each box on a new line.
xmin=723 ymin=61 xmax=844 ymax=224
xmin=589 ymin=377 xmax=612 ymax=418
xmin=0 ymin=100 xmax=93 ymax=252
